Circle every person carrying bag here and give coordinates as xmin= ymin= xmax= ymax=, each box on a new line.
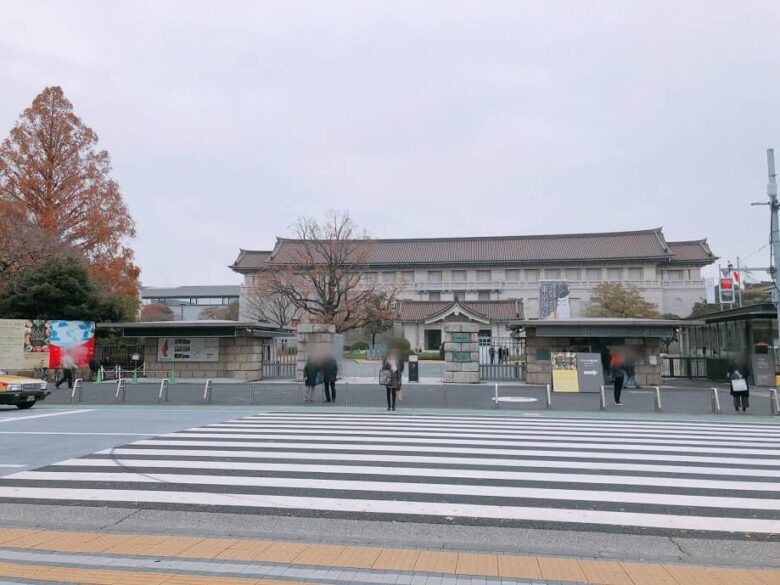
xmin=380 ymin=349 xmax=404 ymax=411
xmin=728 ymin=363 xmax=750 ymax=413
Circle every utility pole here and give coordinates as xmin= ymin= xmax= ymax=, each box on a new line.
xmin=768 ymin=149 xmax=780 ymax=342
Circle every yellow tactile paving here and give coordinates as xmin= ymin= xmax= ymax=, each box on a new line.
xmin=621 ymin=562 xmax=678 ymax=585
xmin=331 ymin=545 xmax=381 ymax=568
xmin=0 ymin=527 xmax=776 ymax=584
xmin=413 ymin=549 xmax=459 ymax=573
xmin=497 ymin=554 xmax=543 ymax=579
xmin=538 ymin=557 xmax=588 ymax=582
xmin=578 ymin=560 xmax=633 ymax=585
xmin=456 ymin=552 xmax=499 ymax=577
xmin=291 ymin=543 xmax=346 ymax=565
xmin=371 ymin=547 xmax=420 ymax=571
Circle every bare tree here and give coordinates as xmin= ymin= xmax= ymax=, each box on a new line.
xmin=267 ymin=211 xmax=399 ymax=333
xmin=243 ymin=272 xmax=300 ymax=329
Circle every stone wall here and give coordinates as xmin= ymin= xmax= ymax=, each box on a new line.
xmin=142 ymin=336 xmax=263 ymax=381
xmin=525 ymin=329 xmax=662 ymax=386
xmin=442 ymin=323 xmax=480 ymax=383
xmin=295 ymin=323 xmax=336 ymax=382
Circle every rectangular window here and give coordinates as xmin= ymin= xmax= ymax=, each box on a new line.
xmin=428 ymin=291 xmax=441 ymax=301
xmin=505 ymin=269 xmax=520 ymax=282
xmin=401 ymin=271 xmax=415 ymax=284
xmin=526 ymin=269 xmax=539 ymax=282
xmin=607 ymin=268 xmax=622 ymax=281
xmin=478 ymin=291 xmax=491 ymax=301
xmin=586 ymin=268 xmax=602 ymax=281
xmin=427 ymin=270 xmax=442 ymax=283
xmin=424 ymin=329 xmax=442 ymax=351
xmin=628 ymin=268 xmax=643 ymax=281
xmin=381 ymin=271 xmax=396 ymax=284
xmin=565 ymin=268 xmax=580 ymax=281
xmin=666 ymin=270 xmax=683 ymax=281
xmin=546 ymin=269 xmax=561 ymax=280
xmin=476 ymin=270 xmax=491 ymax=282
xmin=452 ymin=270 xmax=467 ymax=283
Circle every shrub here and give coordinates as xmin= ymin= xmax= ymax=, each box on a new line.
xmin=352 ymin=341 xmax=369 ymax=351
xmin=417 ymin=351 xmax=443 ymax=361
xmin=388 ymin=337 xmax=411 ymax=351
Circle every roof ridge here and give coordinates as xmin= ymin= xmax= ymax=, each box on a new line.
xmin=273 ymin=227 xmax=665 ymax=244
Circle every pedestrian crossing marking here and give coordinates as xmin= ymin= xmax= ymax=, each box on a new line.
xmin=0 ymin=412 xmax=778 ymax=536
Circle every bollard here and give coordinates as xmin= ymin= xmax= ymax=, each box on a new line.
xmin=168 ymin=370 xmax=176 ymax=385
xmin=545 ymin=384 xmax=552 ymax=409
xmin=599 ymin=385 xmax=607 ymax=411
xmin=654 ymin=386 xmax=663 ymax=412
xmin=158 ymin=379 xmax=169 ymax=403
xmin=250 ymin=383 xmax=255 ymax=405
xmin=131 ymin=369 xmax=139 ymax=385
xmin=115 ymin=365 xmax=121 ymax=380
xmin=203 ymin=379 xmax=213 ymax=403
xmin=710 ymin=387 xmax=721 ymax=414
xmin=770 ymin=388 xmax=779 ymax=416
xmin=494 ymin=383 xmax=499 ymax=408
xmin=115 ymin=378 xmax=126 ymax=402
xmin=70 ymin=378 xmax=83 ymax=403
xmin=345 ymin=382 xmax=349 ymax=408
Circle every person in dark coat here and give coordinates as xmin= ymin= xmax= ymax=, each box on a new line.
xmin=610 ymin=352 xmax=625 ymax=406
xmin=322 ymin=355 xmax=338 ymax=403
xmin=381 ymin=349 xmax=404 ymax=411
xmin=303 ymin=357 xmax=321 ymax=403
xmin=728 ymin=360 xmax=750 ymax=413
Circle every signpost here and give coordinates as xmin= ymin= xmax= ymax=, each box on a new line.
xmin=575 ymin=353 xmax=604 ymax=393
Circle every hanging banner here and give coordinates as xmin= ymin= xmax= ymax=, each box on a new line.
xmin=551 ymin=351 xmax=579 ymax=392
xmin=539 ymin=282 xmax=571 ymax=319
xmin=48 ymin=320 xmax=95 ymax=369
xmin=0 ymin=320 xmax=50 ymax=370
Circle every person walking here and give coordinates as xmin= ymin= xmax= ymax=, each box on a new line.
xmin=322 ymin=355 xmax=338 ymax=403
xmin=623 ymin=354 xmax=641 ymax=389
xmin=303 ymin=357 xmax=320 ymax=403
xmin=728 ymin=362 xmax=750 ymax=413
xmin=610 ymin=352 xmax=625 ymax=406
xmin=380 ymin=349 xmax=404 ymax=411
xmin=55 ymin=352 xmax=76 ymax=390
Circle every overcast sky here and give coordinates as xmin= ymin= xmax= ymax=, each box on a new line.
xmin=2 ymin=1 xmax=780 ymax=286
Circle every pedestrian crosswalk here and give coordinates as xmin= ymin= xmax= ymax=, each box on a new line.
xmin=0 ymin=412 xmax=779 ymax=536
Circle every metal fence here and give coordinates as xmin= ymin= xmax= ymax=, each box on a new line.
xmin=478 ymin=337 xmax=525 ymax=380
xmin=480 ymin=364 xmax=525 ymax=381
xmin=662 ymin=357 xmax=708 ymax=378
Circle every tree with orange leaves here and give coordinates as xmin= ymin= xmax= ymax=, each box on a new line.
xmin=0 ymin=86 xmax=139 ymax=298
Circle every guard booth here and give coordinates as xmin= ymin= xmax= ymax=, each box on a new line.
xmin=511 ymin=318 xmax=699 ymax=390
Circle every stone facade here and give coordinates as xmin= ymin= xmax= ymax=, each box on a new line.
xmin=295 ymin=323 xmax=336 ymax=382
xmin=142 ymin=336 xmax=263 ymax=381
xmin=442 ymin=323 xmax=480 ymax=384
xmin=524 ymin=329 xmax=662 ymax=387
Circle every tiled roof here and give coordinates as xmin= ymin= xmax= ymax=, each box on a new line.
xmin=141 ymin=285 xmax=240 ymax=298
xmin=667 ymin=240 xmax=715 ymax=263
xmin=397 ymin=300 xmax=523 ymax=322
xmin=231 ymin=229 xmax=717 ymax=271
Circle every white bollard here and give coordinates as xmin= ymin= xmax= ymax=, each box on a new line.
xmin=494 ymin=383 xmax=499 ymax=408
xmin=710 ymin=387 xmax=721 ymax=414
xmin=654 ymin=386 xmax=662 ymax=412
xmin=203 ymin=379 xmax=213 ymax=403
xmin=545 ymin=384 xmax=552 ymax=409
xmin=770 ymin=388 xmax=779 ymax=416
xmin=115 ymin=378 xmax=126 ymax=402
xmin=70 ymin=379 xmax=83 ymax=403
xmin=599 ymin=385 xmax=607 ymax=410
xmin=158 ymin=379 xmax=169 ymax=403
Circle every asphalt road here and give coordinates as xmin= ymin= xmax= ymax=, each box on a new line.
xmin=38 ymin=379 xmax=780 ymax=417
xmin=0 ymin=405 xmax=777 ymax=569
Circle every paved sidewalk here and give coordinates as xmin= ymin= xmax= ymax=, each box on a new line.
xmin=0 ymin=527 xmax=777 ymax=585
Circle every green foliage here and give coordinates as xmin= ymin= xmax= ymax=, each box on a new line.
xmin=351 ymin=341 xmax=369 ymax=351
xmin=660 ymin=312 xmax=681 ymax=320
xmin=587 ymin=282 xmax=661 ymax=318
xmin=417 ymin=351 xmax=443 ymax=361
xmin=389 ymin=337 xmax=411 ymax=351
xmin=0 ymin=256 xmax=134 ymax=321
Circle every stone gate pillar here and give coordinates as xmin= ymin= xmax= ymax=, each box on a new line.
xmin=296 ymin=324 xmax=336 ymax=382
xmin=443 ymin=323 xmax=480 ymax=383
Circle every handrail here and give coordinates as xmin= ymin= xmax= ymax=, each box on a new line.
xmin=158 ymin=379 xmax=169 ymax=403
xmin=115 ymin=379 xmax=126 ymax=402
xmin=203 ymin=379 xmax=213 ymax=403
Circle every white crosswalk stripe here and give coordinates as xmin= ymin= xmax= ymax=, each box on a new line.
xmin=0 ymin=412 xmax=778 ymax=536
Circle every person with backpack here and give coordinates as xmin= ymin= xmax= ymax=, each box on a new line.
xmin=728 ymin=360 xmax=750 ymax=413
xmin=380 ymin=349 xmax=404 ymax=411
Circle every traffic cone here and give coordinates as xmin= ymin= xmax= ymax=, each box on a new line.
xmin=96 ymin=367 xmax=103 ymax=383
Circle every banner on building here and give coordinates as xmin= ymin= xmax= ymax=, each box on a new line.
xmin=0 ymin=320 xmax=50 ymax=370
xmin=539 ymin=282 xmax=571 ymax=319
xmin=157 ymin=338 xmax=219 ymax=362
xmin=48 ymin=320 xmax=95 ymax=369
